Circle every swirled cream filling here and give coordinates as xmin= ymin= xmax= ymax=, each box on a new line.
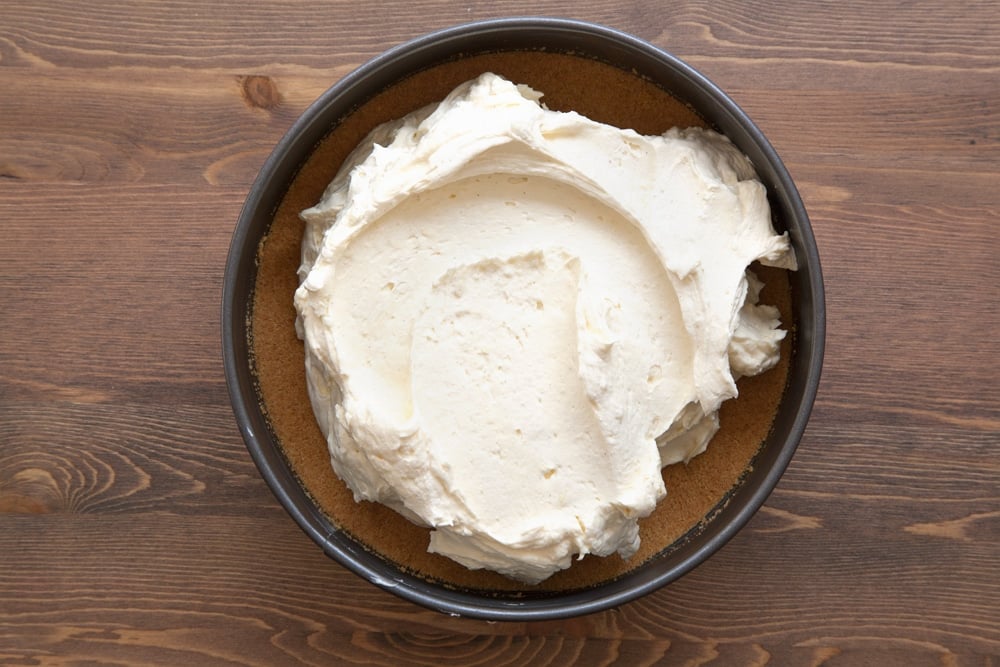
xmin=295 ymin=73 xmax=796 ymax=583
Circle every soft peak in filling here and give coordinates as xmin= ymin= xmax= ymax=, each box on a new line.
xmin=295 ymin=72 xmax=796 ymax=583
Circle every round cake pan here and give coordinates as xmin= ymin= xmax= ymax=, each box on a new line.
xmin=223 ymin=17 xmax=825 ymax=620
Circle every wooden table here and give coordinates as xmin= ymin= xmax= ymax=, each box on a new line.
xmin=2 ymin=2 xmax=997 ymax=664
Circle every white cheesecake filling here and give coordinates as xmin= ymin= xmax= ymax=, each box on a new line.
xmin=294 ymin=73 xmax=796 ymax=583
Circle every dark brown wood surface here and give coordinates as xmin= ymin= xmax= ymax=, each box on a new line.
xmin=1 ymin=1 xmax=997 ymax=665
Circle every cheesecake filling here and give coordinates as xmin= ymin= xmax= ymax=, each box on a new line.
xmin=294 ymin=73 xmax=796 ymax=583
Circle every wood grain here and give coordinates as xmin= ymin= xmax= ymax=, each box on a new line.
xmin=1 ymin=0 xmax=998 ymax=664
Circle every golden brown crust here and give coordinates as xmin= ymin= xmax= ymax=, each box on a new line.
xmin=250 ymin=51 xmax=792 ymax=592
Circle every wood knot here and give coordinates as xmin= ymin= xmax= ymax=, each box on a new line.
xmin=239 ymin=75 xmax=281 ymax=110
